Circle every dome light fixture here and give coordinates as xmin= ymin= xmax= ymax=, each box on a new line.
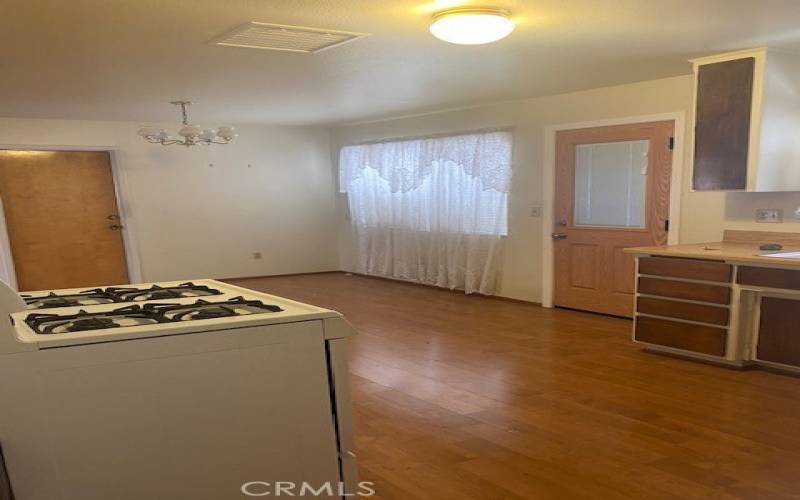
xmin=429 ymin=8 xmax=515 ymax=45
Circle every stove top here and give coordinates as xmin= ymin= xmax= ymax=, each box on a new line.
xmin=24 ymin=297 xmax=284 ymax=335
xmin=21 ymin=282 xmax=223 ymax=310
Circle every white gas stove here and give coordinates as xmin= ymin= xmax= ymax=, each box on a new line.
xmin=0 ymin=279 xmax=358 ymax=500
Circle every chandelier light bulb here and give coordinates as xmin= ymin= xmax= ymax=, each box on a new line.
xmin=137 ymin=126 xmax=156 ymax=137
xmin=217 ymin=126 xmax=236 ymax=140
xmin=198 ymin=129 xmax=217 ymax=141
xmin=178 ymin=124 xmax=202 ymax=138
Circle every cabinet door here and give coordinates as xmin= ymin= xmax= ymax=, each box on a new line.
xmin=757 ymin=296 xmax=800 ymax=367
xmin=693 ymin=57 xmax=755 ymax=191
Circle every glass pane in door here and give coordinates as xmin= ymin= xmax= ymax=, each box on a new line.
xmin=574 ymin=140 xmax=648 ymax=228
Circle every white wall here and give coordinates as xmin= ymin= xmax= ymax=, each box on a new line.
xmin=332 ymin=75 xmax=730 ymax=303
xmin=725 ymin=192 xmax=800 ymax=232
xmin=0 ymin=117 xmax=339 ymax=282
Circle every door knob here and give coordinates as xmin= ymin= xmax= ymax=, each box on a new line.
xmin=109 ymin=224 xmax=123 ymax=231
xmin=108 ymin=214 xmax=120 ymax=220
xmin=552 ymin=232 xmax=567 ymax=240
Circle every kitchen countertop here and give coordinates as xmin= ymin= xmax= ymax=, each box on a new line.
xmin=624 ymin=241 xmax=800 ymax=266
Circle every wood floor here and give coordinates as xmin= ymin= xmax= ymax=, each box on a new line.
xmin=228 ymin=273 xmax=800 ymax=500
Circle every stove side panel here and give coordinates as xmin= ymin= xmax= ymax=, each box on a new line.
xmin=1 ymin=320 xmax=341 ymax=500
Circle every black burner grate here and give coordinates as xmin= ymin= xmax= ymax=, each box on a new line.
xmin=24 ymin=297 xmax=284 ymax=335
xmin=107 ymin=283 xmax=223 ymax=302
xmin=22 ymin=282 xmax=224 ymax=310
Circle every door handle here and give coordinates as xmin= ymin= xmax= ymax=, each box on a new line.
xmin=107 ymin=214 xmax=120 ymax=221
xmin=109 ymin=224 xmax=124 ymax=231
xmin=552 ymin=232 xmax=567 ymax=240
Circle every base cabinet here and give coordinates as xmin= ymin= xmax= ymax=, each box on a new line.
xmin=756 ymin=296 xmax=800 ymax=368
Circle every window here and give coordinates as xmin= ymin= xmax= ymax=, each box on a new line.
xmin=573 ymin=140 xmax=648 ymax=228
xmin=338 ymin=130 xmax=512 ymax=294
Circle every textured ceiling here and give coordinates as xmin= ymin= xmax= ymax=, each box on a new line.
xmin=1 ymin=0 xmax=799 ymax=126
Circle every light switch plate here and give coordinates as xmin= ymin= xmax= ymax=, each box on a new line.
xmin=755 ymin=208 xmax=783 ymax=223
xmin=530 ymin=206 xmax=542 ymax=217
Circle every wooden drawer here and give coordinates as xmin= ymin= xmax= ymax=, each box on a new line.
xmin=639 ymin=257 xmax=732 ymax=283
xmin=638 ymin=277 xmax=731 ymax=304
xmin=636 ymin=297 xmax=729 ymax=326
xmin=737 ymin=266 xmax=800 ymax=291
xmin=635 ymin=316 xmax=727 ymax=356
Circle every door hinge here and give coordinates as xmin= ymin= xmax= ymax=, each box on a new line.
xmin=664 ymin=219 xmax=670 ymax=231
xmin=668 ymin=137 xmax=675 ymax=150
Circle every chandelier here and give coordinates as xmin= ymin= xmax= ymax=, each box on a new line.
xmin=137 ymin=101 xmax=236 ymax=147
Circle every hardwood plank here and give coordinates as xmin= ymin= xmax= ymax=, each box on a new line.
xmin=637 ymin=296 xmax=730 ymax=326
xmin=635 ymin=316 xmax=727 ymax=356
xmin=638 ymin=256 xmax=732 ymax=283
xmin=226 ymin=273 xmax=800 ymax=500
xmin=638 ymin=277 xmax=731 ymax=304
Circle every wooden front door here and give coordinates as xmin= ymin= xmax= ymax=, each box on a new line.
xmin=0 ymin=150 xmax=129 ymax=291
xmin=553 ymin=121 xmax=673 ymax=317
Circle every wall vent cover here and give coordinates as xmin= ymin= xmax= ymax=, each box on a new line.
xmin=212 ymin=22 xmax=369 ymax=54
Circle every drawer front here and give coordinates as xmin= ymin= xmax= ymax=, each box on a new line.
xmin=637 ymin=297 xmax=729 ymax=326
xmin=635 ymin=316 xmax=727 ymax=356
xmin=639 ymin=257 xmax=732 ymax=283
xmin=638 ymin=277 xmax=731 ymax=304
xmin=737 ymin=266 xmax=800 ymax=291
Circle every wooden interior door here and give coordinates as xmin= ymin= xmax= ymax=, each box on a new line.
xmin=0 ymin=150 xmax=129 ymax=291
xmin=553 ymin=121 xmax=674 ymax=317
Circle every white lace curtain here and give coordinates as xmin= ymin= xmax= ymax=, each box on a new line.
xmin=339 ymin=130 xmax=512 ymax=294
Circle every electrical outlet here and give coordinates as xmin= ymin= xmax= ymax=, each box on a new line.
xmin=252 ymin=252 xmax=262 ymax=260
xmin=755 ymin=208 xmax=783 ymax=223
xmin=530 ymin=206 xmax=542 ymax=217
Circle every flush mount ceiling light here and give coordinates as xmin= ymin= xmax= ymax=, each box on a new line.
xmin=429 ymin=8 xmax=515 ymax=45
xmin=137 ymin=101 xmax=236 ymax=147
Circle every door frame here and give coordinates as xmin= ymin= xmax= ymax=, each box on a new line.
xmin=0 ymin=144 xmax=143 ymax=288
xmin=541 ymin=112 xmax=685 ymax=308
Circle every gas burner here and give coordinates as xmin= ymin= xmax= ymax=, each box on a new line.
xmin=23 ymin=297 xmax=284 ymax=335
xmin=106 ymin=282 xmax=223 ymax=302
xmin=25 ymin=306 xmax=165 ymax=335
xmin=145 ymin=297 xmax=283 ymax=322
xmin=22 ymin=289 xmax=118 ymax=310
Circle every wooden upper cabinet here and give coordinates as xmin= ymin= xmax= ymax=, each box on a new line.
xmin=693 ymin=58 xmax=754 ymax=191
xmin=690 ymin=48 xmax=800 ymax=192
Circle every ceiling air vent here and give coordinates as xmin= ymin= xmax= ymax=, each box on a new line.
xmin=212 ymin=22 xmax=369 ymax=54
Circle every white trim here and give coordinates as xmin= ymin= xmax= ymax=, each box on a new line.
xmin=0 ymin=144 xmax=143 ymax=284
xmin=0 ymin=197 xmax=17 ymax=290
xmin=540 ymin=112 xmax=685 ymax=308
